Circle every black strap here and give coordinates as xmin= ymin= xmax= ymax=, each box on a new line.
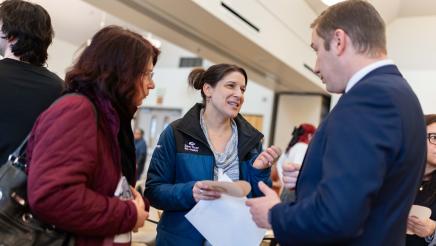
xmin=8 ymin=93 xmax=97 ymax=169
xmin=7 ymin=134 xmax=30 ymax=168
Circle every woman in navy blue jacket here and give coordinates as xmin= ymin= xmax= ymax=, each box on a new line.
xmin=145 ymin=64 xmax=280 ymax=245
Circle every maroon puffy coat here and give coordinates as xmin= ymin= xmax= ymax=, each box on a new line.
xmin=27 ymin=95 xmax=137 ymax=245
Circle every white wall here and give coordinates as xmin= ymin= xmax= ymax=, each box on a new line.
xmin=387 ymin=16 xmax=436 ymax=71
xmin=274 ymin=95 xmax=323 ymax=150
xmin=402 ymin=70 xmax=436 ymax=114
xmin=387 ymin=16 xmax=436 ymax=114
xmin=46 ymin=38 xmax=79 ymax=79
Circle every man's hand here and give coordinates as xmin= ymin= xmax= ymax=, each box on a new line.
xmin=245 ymin=181 xmax=281 ymax=229
xmin=282 ymin=163 xmax=301 ymax=189
xmin=407 ymin=216 xmax=436 ymax=238
xmin=253 ymin=145 xmax=281 ymax=169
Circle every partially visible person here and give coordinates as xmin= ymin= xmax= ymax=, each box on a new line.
xmin=26 ymin=25 xmax=159 ymax=245
xmin=134 ymin=128 xmax=148 ymax=180
xmin=246 ymin=1 xmax=426 ymax=245
xmin=272 ymin=123 xmax=316 ymax=202
xmin=0 ymin=0 xmax=63 ymax=164
xmin=145 ymin=64 xmax=281 ymax=245
xmin=407 ymin=114 xmax=436 ymax=245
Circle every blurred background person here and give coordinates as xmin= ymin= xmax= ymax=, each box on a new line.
xmin=271 ymin=123 xmax=316 ymax=201
xmin=134 ymin=128 xmax=148 ymax=180
xmin=26 ymin=25 xmax=159 ymax=245
xmin=407 ymin=114 xmax=436 ymax=245
xmin=145 ymin=64 xmax=281 ymax=245
xmin=0 ymin=0 xmax=63 ymax=165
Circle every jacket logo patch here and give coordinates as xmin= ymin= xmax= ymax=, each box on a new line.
xmin=184 ymin=141 xmax=199 ymax=152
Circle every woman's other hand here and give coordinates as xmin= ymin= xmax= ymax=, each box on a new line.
xmin=253 ymin=145 xmax=281 ymax=169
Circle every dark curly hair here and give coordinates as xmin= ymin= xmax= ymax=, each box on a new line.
xmin=0 ymin=0 xmax=53 ymax=66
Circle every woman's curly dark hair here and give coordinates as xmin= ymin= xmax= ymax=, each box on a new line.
xmin=65 ymin=25 xmax=160 ymax=115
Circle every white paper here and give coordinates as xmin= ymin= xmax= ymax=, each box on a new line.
xmin=217 ymin=168 xmax=232 ymax=182
xmin=185 ymin=194 xmax=266 ymax=246
xmin=113 ymin=176 xmax=132 ymax=242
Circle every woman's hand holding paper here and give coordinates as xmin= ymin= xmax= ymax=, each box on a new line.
xmin=192 ymin=181 xmax=222 ymax=202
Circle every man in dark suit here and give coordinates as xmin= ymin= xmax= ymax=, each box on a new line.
xmin=246 ymin=1 xmax=427 ymax=245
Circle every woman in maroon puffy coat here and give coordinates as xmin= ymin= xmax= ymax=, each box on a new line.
xmin=26 ymin=25 xmax=159 ymax=245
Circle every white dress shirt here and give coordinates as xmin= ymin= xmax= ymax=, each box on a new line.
xmin=345 ymin=59 xmax=394 ymax=93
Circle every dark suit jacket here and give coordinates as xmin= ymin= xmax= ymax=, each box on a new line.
xmin=270 ymin=65 xmax=427 ymax=245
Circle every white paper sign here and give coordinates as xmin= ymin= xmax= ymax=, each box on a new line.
xmin=185 ymin=194 xmax=266 ymax=246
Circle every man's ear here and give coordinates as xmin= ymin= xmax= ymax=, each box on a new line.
xmin=333 ymin=29 xmax=347 ymax=56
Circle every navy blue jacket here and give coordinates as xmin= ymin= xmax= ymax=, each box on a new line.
xmin=270 ymin=65 xmax=427 ymax=245
xmin=145 ymin=103 xmax=271 ymax=246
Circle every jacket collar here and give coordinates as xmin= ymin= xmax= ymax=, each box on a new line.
xmin=347 ymin=64 xmax=402 ymax=94
xmin=345 ymin=60 xmax=394 ymax=93
xmin=176 ymin=103 xmax=264 ymax=159
xmin=329 ymin=64 xmax=403 ymax=123
xmin=361 ymin=64 xmax=401 ymax=80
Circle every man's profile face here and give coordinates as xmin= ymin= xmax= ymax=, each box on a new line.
xmin=311 ymin=29 xmax=347 ymax=94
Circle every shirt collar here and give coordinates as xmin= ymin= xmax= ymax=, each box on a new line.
xmin=345 ymin=59 xmax=394 ymax=93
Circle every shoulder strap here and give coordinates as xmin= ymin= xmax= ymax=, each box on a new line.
xmin=8 ymin=93 xmax=97 ymax=169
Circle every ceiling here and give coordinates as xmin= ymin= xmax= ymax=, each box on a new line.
xmin=32 ymin=0 xmax=436 ymax=94
xmin=34 ymin=0 xmax=319 ymax=93
xmin=32 ymin=0 xmax=147 ymax=47
xmin=82 ymin=0 xmax=327 ymax=93
xmin=305 ymin=0 xmax=436 ymax=23
xmin=38 ymin=0 xmax=436 ymax=48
